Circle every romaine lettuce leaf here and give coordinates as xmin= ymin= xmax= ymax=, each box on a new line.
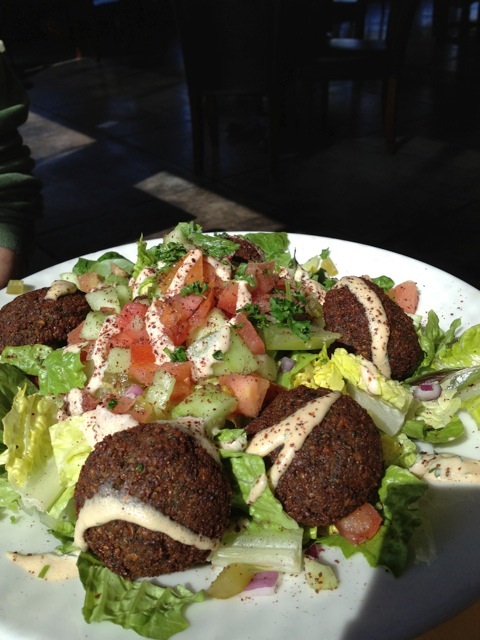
xmin=242 ymin=231 xmax=291 ymax=266
xmin=0 ymin=363 xmax=37 ymax=422
xmin=220 ymin=450 xmax=298 ymax=530
xmin=320 ymin=465 xmax=428 ymax=576
xmin=0 ymin=472 xmax=21 ymax=514
xmin=0 ymin=388 xmax=61 ymax=512
xmin=77 ymin=552 xmax=205 ymax=640
xmin=431 ymin=323 xmax=480 ymax=370
xmin=73 ymin=251 xmax=134 ymax=277
xmin=412 ymin=310 xmax=461 ymax=376
xmin=1 ymin=346 xmax=86 ymax=395
xmin=48 ymin=416 xmax=93 ymax=519
xmin=280 ymin=346 xmax=345 ymax=391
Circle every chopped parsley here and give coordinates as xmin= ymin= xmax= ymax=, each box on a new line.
xmin=269 ymin=296 xmax=311 ymax=341
xmin=107 ymin=398 xmax=118 ymax=410
xmin=180 ymin=281 xmax=209 ymax=297
xmin=165 ymin=346 xmax=188 ymax=362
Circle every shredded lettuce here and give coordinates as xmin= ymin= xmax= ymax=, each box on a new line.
xmin=77 ymin=552 xmax=205 ymax=640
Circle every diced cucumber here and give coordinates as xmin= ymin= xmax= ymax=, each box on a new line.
xmin=85 ymin=285 xmax=121 ymax=313
xmin=144 ymin=370 xmax=176 ymax=416
xmin=171 ymin=383 xmax=237 ymax=430
xmin=254 ymin=353 xmax=278 ymax=381
xmin=106 ymin=347 xmax=131 ymax=374
xmin=114 ymin=282 xmax=132 ymax=308
xmin=80 ymin=311 xmax=109 ymax=341
xmin=261 ymin=324 xmax=340 ymax=351
xmin=188 ymin=307 xmax=228 ymax=344
xmin=211 ymin=331 xmax=259 ymax=376
xmin=59 ymin=272 xmax=79 ymax=287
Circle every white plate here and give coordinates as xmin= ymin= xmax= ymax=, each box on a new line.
xmin=1 ymin=233 xmax=480 ymax=640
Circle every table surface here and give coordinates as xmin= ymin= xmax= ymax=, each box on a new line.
xmin=416 ymin=599 xmax=480 ymax=640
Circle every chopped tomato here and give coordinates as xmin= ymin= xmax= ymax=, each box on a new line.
xmin=128 ymin=362 xmax=159 ymax=386
xmin=158 ymin=249 xmax=204 ymax=295
xmin=217 ymin=281 xmax=239 ymax=316
xmin=130 ymin=343 xmax=156 ymax=365
xmin=111 ymin=394 xmax=153 ymax=423
xmin=67 ymin=321 xmax=85 ymax=345
xmin=219 ymin=373 xmax=270 ymax=418
xmin=111 ymin=300 xmax=150 ymax=347
xmin=159 ymin=361 xmax=193 ymax=402
xmin=335 ymin=503 xmax=382 ymax=546
xmin=388 ymin=280 xmax=419 ymax=314
xmin=77 ymin=272 xmax=103 ymax=292
xmin=233 ymin=312 xmax=265 ymax=355
xmin=244 ymin=261 xmax=277 ymax=295
xmin=156 ymin=294 xmax=205 ymax=345
xmin=187 ymin=288 xmax=215 ymax=341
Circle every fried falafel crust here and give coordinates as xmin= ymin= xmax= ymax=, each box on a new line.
xmin=246 ymin=385 xmax=384 ymax=527
xmin=323 ymin=277 xmax=422 ymax=380
xmin=74 ymin=422 xmax=231 ymax=580
xmin=227 ymin=235 xmax=266 ymax=263
xmin=0 ymin=287 xmax=90 ymax=353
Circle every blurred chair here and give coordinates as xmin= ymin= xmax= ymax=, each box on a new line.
xmin=328 ymin=0 xmax=368 ymax=37
xmin=299 ymin=0 xmax=420 ymax=153
xmin=170 ymin=0 xmax=290 ymax=175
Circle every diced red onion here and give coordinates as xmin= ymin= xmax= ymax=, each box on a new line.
xmin=280 ymin=357 xmax=295 ymax=372
xmin=412 ymin=381 xmax=442 ymax=401
xmin=243 ymin=571 xmax=279 ymax=596
xmin=305 ymin=543 xmax=322 ymax=559
xmin=125 ymin=384 xmax=143 ymax=399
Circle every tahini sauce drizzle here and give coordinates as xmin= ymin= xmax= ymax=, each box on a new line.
xmin=74 ymin=493 xmax=218 ymax=552
xmin=7 ymin=551 xmax=79 ymax=581
xmin=44 ymin=280 xmax=77 ymax=301
xmin=335 ymin=276 xmax=391 ymax=378
xmin=409 ymin=453 xmax=480 ymax=485
xmin=246 ymin=392 xmax=341 ymax=490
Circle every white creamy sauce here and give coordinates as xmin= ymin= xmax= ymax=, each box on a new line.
xmin=188 ymin=324 xmax=232 ymax=381
xmin=292 ymin=265 xmax=327 ymax=305
xmin=360 ymin=362 xmax=382 ymax=395
xmin=409 ymin=453 xmax=480 ymax=485
xmin=6 ymin=551 xmax=79 ymax=581
xmin=64 ymin=387 xmax=86 ymax=416
xmin=44 ymin=280 xmax=77 ymax=301
xmin=165 ymin=249 xmax=202 ymax=296
xmin=335 ymin=276 xmax=391 ymax=378
xmin=74 ymin=493 xmax=218 ymax=552
xmin=206 ymin=255 xmax=232 ymax=282
xmin=235 ymin=280 xmax=252 ymax=311
xmin=246 ymin=392 xmax=341 ymax=489
xmin=247 ymin=473 xmax=268 ymax=504
xmin=86 ymin=314 xmax=121 ymax=393
xmin=145 ymin=300 xmax=175 ymax=366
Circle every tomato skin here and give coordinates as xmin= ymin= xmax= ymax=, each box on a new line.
xmin=156 ymin=294 xmax=205 ymax=346
xmin=388 ymin=280 xmax=419 ymax=314
xmin=335 ymin=503 xmax=382 ymax=546
xmin=67 ymin=321 xmax=85 ymax=345
xmin=128 ymin=362 xmax=159 ymax=386
xmin=219 ymin=373 xmax=270 ymax=418
xmin=159 ymin=361 xmax=193 ymax=402
xmin=233 ymin=312 xmax=265 ymax=355
xmin=111 ymin=301 xmax=150 ymax=347
xmin=217 ymin=282 xmax=239 ymax=316
xmin=244 ymin=262 xmax=276 ymax=294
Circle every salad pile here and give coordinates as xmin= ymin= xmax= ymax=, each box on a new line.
xmin=1 ymin=223 xmax=480 ymax=640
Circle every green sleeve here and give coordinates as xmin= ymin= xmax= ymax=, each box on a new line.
xmin=0 ymin=48 xmax=43 ymax=254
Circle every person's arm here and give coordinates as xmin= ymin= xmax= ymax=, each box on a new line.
xmin=0 ymin=41 xmax=43 ymax=288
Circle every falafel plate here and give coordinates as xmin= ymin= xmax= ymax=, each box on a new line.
xmin=1 ymin=224 xmax=480 ymax=640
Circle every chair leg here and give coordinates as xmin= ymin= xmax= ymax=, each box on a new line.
xmin=384 ymin=77 xmax=397 ymax=154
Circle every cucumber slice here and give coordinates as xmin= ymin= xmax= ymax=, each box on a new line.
xmin=261 ymin=324 xmax=340 ymax=351
xmin=171 ymin=383 xmax=237 ymax=430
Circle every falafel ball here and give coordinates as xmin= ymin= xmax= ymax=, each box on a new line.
xmin=0 ymin=286 xmax=90 ymax=353
xmin=74 ymin=421 xmax=231 ymax=580
xmin=246 ymin=385 xmax=384 ymax=528
xmin=323 ymin=276 xmax=422 ymax=380
xmin=227 ymin=235 xmax=266 ymax=263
